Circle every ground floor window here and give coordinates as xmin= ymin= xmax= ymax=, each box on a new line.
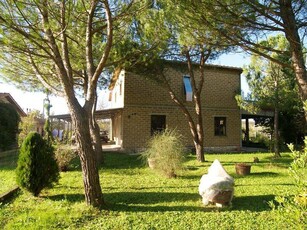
xmin=151 ymin=115 xmax=166 ymax=135
xmin=215 ymin=117 xmax=226 ymax=136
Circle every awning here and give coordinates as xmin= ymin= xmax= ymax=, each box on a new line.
xmin=50 ymin=108 xmax=123 ymax=121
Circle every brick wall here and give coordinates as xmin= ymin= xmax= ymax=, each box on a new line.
xmin=111 ymin=62 xmax=242 ymax=152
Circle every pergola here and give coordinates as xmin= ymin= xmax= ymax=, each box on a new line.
xmin=241 ymin=108 xmax=274 ymax=144
xmin=50 ymin=108 xmax=123 ymax=139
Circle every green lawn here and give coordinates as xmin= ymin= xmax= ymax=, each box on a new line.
xmin=0 ymin=150 xmax=18 ymax=194
xmin=0 ymin=151 xmax=304 ymax=229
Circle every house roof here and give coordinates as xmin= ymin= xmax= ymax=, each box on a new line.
xmin=0 ymin=93 xmax=27 ymax=117
xmin=108 ymin=60 xmax=243 ymax=90
xmin=164 ymin=59 xmax=243 ymax=72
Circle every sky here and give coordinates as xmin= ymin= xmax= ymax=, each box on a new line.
xmin=0 ymin=52 xmax=250 ymax=115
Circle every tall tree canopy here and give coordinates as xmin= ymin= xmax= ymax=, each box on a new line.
xmin=0 ymin=0 xmax=161 ymax=208
xmin=130 ymin=1 xmax=233 ymax=162
xmin=245 ymin=35 xmax=304 ymax=151
xmin=171 ymin=0 xmax=307 ymax=121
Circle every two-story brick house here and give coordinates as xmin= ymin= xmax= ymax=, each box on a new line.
xmin=108 ymin=61 xmax=243 ymax=152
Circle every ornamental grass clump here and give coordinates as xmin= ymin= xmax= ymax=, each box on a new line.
xmin=54 ymin=143 xmax=77 ymax=172
xmin=141 ymin=129 xmax=185 ymax=178
xmin=16 ymin=132 xmax=59 ymax=196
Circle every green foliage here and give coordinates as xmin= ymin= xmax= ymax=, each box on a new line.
xmin=54 ymin=143 xmax=77 ymax=171
xmin=0 ymin=102 xmax=20 ymax=150
xmin=244 ymin=35 xmax=304 ymax=144
xmin=288 ymin=140 xmax=307 ymax=188
xmin=141 ymin=129 xmax=185 ymax=178
xmin=250 ymin=132 xmax=271 ymax=149
xmin=269 ymin=138 xmax=307 ymax=226
xmin=16 ymin=132 xmax=59 ymax=196
xmin=18 ymin=110 xmax=42 ymax=147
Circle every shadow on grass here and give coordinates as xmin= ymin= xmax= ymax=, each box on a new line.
xmin=106 ymin=202 xmax=208 ymax=212
xmin=232 ymin=195 xmax=275 ymax=212
xmin=104 ymin=192 xmax=274 ymax=212
xmin=262 ymin=155 xmax=293 ymax=168
xmin=43 ymin=191 xmax=275 ymax=213
xmin=0 ymin=188 xmax=21 ymax=205
xmin=64 ymin=152 xmax=144 ymax=172
xmin=237 ymin=172 xmax=280 ymax=177
xmin=102 ymin=153 xmax=143 ymax=170
xmin=180 ymin=175 xmax=203 ymax=180
xmin=105 ymin=191 xmax=199 ymax=204
xmin=0 ymin=165 xmax=17 ymax=171
xmin=43 ymin=193 xmax=85 ymax=203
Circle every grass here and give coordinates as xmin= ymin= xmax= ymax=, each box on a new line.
xmin=0 ymin=149 xmax=18 ymax=194
xmin=0 ymin=151 xmax=304 ymax=229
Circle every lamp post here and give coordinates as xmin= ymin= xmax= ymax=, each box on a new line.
xmin=43 ymin=96 xmax=51 ymax=119
xmin=43 ymin=94 xmax=52 ymax=142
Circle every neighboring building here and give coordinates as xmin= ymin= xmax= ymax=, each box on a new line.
xmin=0 ymin=93 xmax=26 ymax=149
xmin=0 ymin=93 xmax=26 ymax=117
xmin=107 ymin=61 xmax=243 ymax=152
xmin=0 ymin=93 xmax=47 ymax=137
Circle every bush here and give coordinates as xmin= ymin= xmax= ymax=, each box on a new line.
xmin=54 ymin=143 xmax=77 ymax=171
xmin=16 ymin=132 xmax=59 ymax=196
xmin=141 ymin=129 xmax=185 ymax=178
xmin=0 ymin=102 xmax=20 ymax=150
xmin=18 ymin=110 xmax=41 ymax=147
xmin=269 ymin=138 xmax=307 ymax=226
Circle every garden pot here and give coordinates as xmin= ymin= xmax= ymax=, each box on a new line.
xmin=211 ymin=190 xmax=233 ymax=205
xmin=235 ymin=163 xmax=251 ymax=175
xmin=60 ymin=165 xmax=68 ymax=172
xmin=147 ymin=158 xmax=156 ymax=169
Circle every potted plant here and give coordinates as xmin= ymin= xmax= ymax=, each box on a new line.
xmin=235 ymin=163 xmax=252 ymax=175
xmin=141 ymin=129 xmax=185 ymax=178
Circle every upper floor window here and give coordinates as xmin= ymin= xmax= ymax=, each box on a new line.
xmin=119 ymin=82 xmax=122 ymax=96
xmin=183 ymin=75 xmax=193 ymax=101
xmin=215 ymin=117 xmax=226 ymax=136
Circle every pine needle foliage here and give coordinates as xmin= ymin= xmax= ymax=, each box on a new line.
xmin=16 ymin=132 xmax=59 ymax=196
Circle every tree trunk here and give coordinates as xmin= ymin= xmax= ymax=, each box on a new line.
xmin=195 ymin=96 xmax=205 ymax=162
xmin=194 ymin=140 xmax=204 ymax=162
xmin=70 ymin=103 xmax=105 ymax=208
xmin=90 ymin=96 xmax=104 ymax=165
xmin=90 ymin=119 xmax=104 ymax=165
xmin=279 ymin=0 xmax=307 ymax=123
xmin=274 ymin=107 xmax=281 ymax=158
xmin=245 ymin=118 xmax=250 ymax=144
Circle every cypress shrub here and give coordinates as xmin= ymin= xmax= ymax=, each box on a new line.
xmin=16 ymin=132 xmax=59 ymax=196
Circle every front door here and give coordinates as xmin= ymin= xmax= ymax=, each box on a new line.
xmin=151 ymin=115 xmax=166 ymax=136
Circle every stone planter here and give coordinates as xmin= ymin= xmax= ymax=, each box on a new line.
xmin=147 ymin=158 xmax=156 ymax=169
xmin=235 ymin=163 xmax=251 ymax=175
xmin=211 ymin=190 xmax=234 ymax=205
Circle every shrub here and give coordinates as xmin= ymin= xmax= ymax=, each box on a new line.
xmin=18 ymin=110 xmax=41 ymax=147
xmin=141 ymin=129 xmax=185 ymax=178
xmin=0 ymin=102 xmax=20 ymax=150
xmin=16 ymin=132 xmax=59 ymax=196
xmin=269 ymin=138 xmax=307 ymax=226
xmin=54 ymin=143 xmax=77 ymax=171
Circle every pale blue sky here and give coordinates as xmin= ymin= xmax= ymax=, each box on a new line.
xmin=0 ymin=52 xmax=250 ymax=115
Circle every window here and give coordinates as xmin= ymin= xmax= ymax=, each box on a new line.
xmin=214 ymin=117 xmax=226 ymax=136
xmin=183 ymin=75 xmax=192 ymax=101
xmin=151 ymin=115 xmax=166 ymax=135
